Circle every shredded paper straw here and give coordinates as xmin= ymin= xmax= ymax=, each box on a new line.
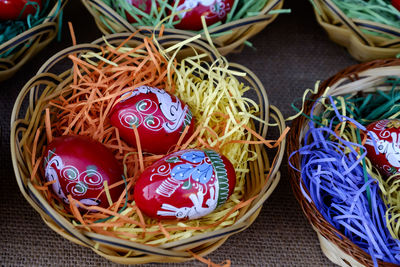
xmin=28 ymin=32 xmax=286 ymax=246
xmin=0 ymin=0 xmax=63 ymax=58
xmin=331 ymin=0 xmax=400 ymax=38
xmin=102 ymin=0 xmax=290 ymax=32
xmin=290 ymin=76 xmax=400 ymax=265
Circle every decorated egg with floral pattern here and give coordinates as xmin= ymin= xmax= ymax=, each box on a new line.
xmin=134 ymin=149 xmax=236 ymax=220
xmin=109 ymin=86 xmax=195 ymax=154
xmin=365 ymin=119 xmax=400 ymax=177
xmin=171 ymin=0 xmax=235 ymax=31
xmin=44 ymin=135 xmax=125 ymax=208
xmin=0 ymin=0 xmax=42 ymax=21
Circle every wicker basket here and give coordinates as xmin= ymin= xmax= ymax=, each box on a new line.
xmin=0 ymin=0 xmax=69 ymax=82
xmin=80 ymin=0 xmax=284 ymax=56
xmin=311 ymin=0 xmax=400 ymax=62
xmin=10 ymin=33 xmax=286 ymax=264
xmin=288 ymin=58 xmax=400 ymax=267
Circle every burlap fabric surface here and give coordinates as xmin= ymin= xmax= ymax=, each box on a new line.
xmin=1 ymin=0 xmax=359 ymax=266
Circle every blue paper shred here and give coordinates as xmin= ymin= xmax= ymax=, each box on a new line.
xmin=289 ymin=97 xmax=400 ymax=266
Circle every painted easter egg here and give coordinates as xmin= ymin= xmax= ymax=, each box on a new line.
xmin=44 ymin=135 xmax=125 ymax=208
xmin=172 ymin=0 xmax=235 ymax=31
xmin=109 ymin=86 xmax=195 ymax=154
xmin=134 ymin=149 xmax=236 ymax=220
xmin=0 ymin=0 xmax=42 ymax=21
xmin=393 ymin=0 xmax=400 ymax=11
xmin=365 ymin=119 xmax=400 ymax=177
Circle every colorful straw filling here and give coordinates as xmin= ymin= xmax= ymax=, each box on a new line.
xmin=0 ymin=0 xmax=63 ymax=58
xmin=330 ymin=0 xmax=400 ymax=39
xmin=28 ymin=32 xmax=286 ymax=245
xmin=290 ymin=76 xmax=400 ymax=265
xmin=102 ymin=0 xmax=289 ymax=33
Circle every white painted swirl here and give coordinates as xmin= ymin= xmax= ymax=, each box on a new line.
xmin=82 ymin=170 xmax=104 ymax=189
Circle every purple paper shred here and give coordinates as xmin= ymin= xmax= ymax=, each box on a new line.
xmin=289 ymin=98 xmax=400 ymax=266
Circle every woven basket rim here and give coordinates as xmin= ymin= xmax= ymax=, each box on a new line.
xmin=10 ymin=32 xmax=286 ymax=264
xmin=0 ymin=0 xmax=67 ymax=53
xmin=287 ymin=58 xmax=400 ymax=267
xmin=0 ymin=0 xmax=68 ymax=81
xmin=80 ymin=0 xmax=285 ymax=55
xmin=312 ymin=0 xmax=400 ymax=41
xmin=310 ymin=0 xmax=400 ymax=62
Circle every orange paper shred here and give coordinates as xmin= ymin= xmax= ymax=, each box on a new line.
xmin=27 ymin=32 xmax=287 ymax=248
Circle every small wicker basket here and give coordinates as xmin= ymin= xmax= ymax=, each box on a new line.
xmin=10 ymin=33 xmax=286 ymax=264
xmin=80 ymin=0 xmax=284 ymax=56
xmin=310 ymin=0 xmax=400 ymax=62
xmin=288 ymin=58 xmax=400 ymax=267
xmin=0 ymin=0 xmax=69 ymax=82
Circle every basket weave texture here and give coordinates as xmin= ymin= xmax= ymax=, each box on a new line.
xmin=10 ymin=33 xmax=286 ymax=264
xmin=0 ymin=0 xmax=68 ymax=82
xmin=288 ymin=58 xmax=400 ymax=267
xmin=311 ymin=0 xmax=400 ymax=62
xmin=80 ymin=0 xmax=284 ymax=56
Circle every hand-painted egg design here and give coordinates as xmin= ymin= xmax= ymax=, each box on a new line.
xmin=109 ymin=86 xmax=195 ymax=154
xmin=365 ymin=119 xmax=400 ymax=177
xmin=44 ymin=135 xmax=125 ymax=208
xmin=393 ymin=0 xmax=400 ymax=12
xmin=134 ymin=149 xmax=236 ymax=220
xmin=172 ymin=0 xmax=235 ymax=31
xmin=0 ymin=0 xmax=42 ymax=21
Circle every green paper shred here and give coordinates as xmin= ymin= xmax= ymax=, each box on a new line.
xmin=331 ymin=0 xmax=400 ymax=39
xmin=0 ymin=0 xmax=63 ymax=58
xmin=105 ymin=0 xmax=287 ymax=34
xmin=310 ymin=77 xmax=400 ymax=127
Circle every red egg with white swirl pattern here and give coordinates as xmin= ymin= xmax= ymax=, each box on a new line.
xmin=134 ymin=149 xmax=236 ymax=220
xmin=365 ymin=119 xmax=400 ymax=177
xmin=44 ymin=135 xmax=125 ymax=208
xmin=171 ymin=0 xmax=235 ymax=31
xmin=109 ymin=86 xmax=195 ymax=154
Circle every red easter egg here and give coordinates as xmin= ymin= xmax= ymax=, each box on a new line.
xmin=365 ymin=119 xmax=400 ymax=177
xmin=393 ymin=0 xmax=400 ymax=11
xmin=0 ymin=0 xmax=42 ymax=21
xmin=44 ymin=135 xmax=125 ymax=209
xmin=172 ymin=0 xmax=235 ymax=31
xmin=109 ymin=86 xmax=195 ymax=154
xmin=134 ymin=149 xmax=236 ymax=220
